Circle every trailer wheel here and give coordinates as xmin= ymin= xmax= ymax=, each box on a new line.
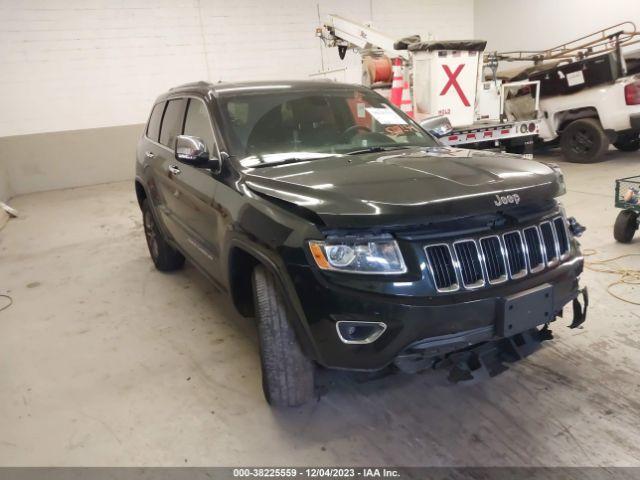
xmin=560 ymin=118 xmax=609 ymax=163
xmin=613 ymin=133 xmax=640 ymax=152
xmin=614 ymin=209 xmax=638 ymax=243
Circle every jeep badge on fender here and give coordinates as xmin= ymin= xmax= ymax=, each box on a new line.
xmin=494 ymin=193 xmax=521 ymax=207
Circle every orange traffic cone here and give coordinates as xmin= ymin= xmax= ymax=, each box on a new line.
xmin=389 ymin=58 xmax=403 ymax=107
xmin=400 ymin=81 xmax=413 ymax=117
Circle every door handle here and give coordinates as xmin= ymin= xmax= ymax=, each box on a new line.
xmin=144 ymin=151 xmax=155 ymax=158
xmin=168 ymin=165 xmax=181 ymax=175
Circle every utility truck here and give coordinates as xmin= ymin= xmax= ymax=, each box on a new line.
xmin=317 ymin=15 xmax=542 ymax=154
xmin=487 ymin=22 xmax=640 ymax=163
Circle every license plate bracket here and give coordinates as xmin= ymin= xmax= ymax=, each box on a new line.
xmin=497 ymin=283 xmax=554 ymax=337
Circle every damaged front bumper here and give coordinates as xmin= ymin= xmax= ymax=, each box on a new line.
xmin=395 ymin=286 xmax=589 ymax=379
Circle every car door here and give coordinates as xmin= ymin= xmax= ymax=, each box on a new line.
xmin=150 ymin=97 xmax=188 ymax=243
xmin=166 ymin=96 xmax=223 ymax=281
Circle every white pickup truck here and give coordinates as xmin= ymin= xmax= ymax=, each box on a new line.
xmin=538 ymin=73 xmax=640 ymax=162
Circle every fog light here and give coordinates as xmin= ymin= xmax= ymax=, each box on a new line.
xmin=336 ymin=321 xmax=387 ymax=344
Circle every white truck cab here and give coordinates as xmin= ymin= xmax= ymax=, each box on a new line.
xmin=537 ymin=73 xmax=640 ymax=162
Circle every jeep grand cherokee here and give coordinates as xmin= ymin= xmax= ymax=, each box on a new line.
xmin=135 ymin=80 xmax=587 ymax=407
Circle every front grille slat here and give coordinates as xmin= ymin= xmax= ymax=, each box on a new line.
xmin=503 ymin=231 xmax=526 ymax=278
xmin=523 ymin=226 xmax=544 ymax=272
xmin=553 ymin=217 xmax=569 ymax=257
xmin=454 ymin=240 xmax=484 ymax=288
xmin=480 ymin=236 xmax=507 ymax=283
xmin=425 ymin=244 xmax=458 ymax=292
xmin=424 ymin=214 xmax=572 ymax=292
xmin=539 ymin=221 xmax=558 ymax=264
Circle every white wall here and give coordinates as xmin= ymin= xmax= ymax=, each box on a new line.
xmin=0 ymin=0 xmax=474 ymax=139
xmin=475 ymin=0 xmax=640 ymax=54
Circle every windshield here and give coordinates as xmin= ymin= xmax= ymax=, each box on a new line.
xmin=217 ymin=86 xmax=438 ymax=167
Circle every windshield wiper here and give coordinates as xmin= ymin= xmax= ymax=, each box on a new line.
xmin=249 ymin=155 xmax=332 ymax=168
xmin=345 ymin=145 xmax=411 ymax=155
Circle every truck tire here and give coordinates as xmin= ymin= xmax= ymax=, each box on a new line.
xmin=614 ymin=209 xmax=638 ymax=243
xmin=613 ymin=133 xmax=640 ymax=152
xmin=560 ymin=118 xmax=609 ymax=163
xmin=252 ymin=265 xmax=315 ymax=407
xmin=142 ymin=199 xmax=185 ymax=271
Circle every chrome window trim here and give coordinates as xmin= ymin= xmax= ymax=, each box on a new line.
xmin=424 ymin=243 xmax=460 ymax=293
xmin=478 ymin=235 xmax=508 ymax=285
xmin=452 ymin=239 xmax=486 ymax=289
xmin=502 ymin=230 xmax=528 ymax=279
xmin=523 ymin=225 xmax=545 ymax=274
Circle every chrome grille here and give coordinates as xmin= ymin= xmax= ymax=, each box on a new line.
xmin=480 ymin=236 xmax=507 ymax=284
xmin=554 ymin=217 xmax=569 ymax=257
xmin=425 ymin=244 xmax=459 ymax=292
xmin=523 ymin=226 xmax=544 ymax=273
xmin=453 ymin=240 xmax=484 ymax=288
xmin=539 ymin=221 xmax=558 ymax=265
xmin=424 ymin=215 xmax=571 ymax=292
xmin=503 ymin=231 xmax=527 ymax=278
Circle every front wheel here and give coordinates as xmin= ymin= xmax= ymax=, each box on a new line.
xmin=252 ymin=265 xmax=315 ymax=407
xmin=614 ymin=209 xmax=638 ymax=243
xmin=613 ymin=133 xmax=640 ymax=152
xmin=560 ymin=118 xmax=609 ymax=163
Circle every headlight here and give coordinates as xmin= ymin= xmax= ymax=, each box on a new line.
xmin=308 ymin=236 xmax=407 ymax=274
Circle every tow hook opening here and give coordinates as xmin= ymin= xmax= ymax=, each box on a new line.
xmin=336 ymin=320 xmax=387 ymax=344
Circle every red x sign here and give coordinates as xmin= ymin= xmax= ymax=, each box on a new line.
xmin=440 ymin=64 xmax=470 ymax=107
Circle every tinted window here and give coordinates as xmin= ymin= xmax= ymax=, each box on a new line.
xmin=184 ymin=98 xmax=216 ymax=154
xmin=159 ymin=98 xmax=186 ymax=148
xmin=218 ymin=88 xmax=436 ymax=160
xmin=146 ymin=102 xmax=165 ymax=141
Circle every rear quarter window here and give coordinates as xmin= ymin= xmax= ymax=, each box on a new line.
xmin=146 ymin=102 xmax=165 ymax=141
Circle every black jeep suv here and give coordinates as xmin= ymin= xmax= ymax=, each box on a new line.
xmin=135 ymin=80 xmax=587 ymax=406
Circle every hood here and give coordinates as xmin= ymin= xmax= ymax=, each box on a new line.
xmin=243 ymin=147 xmax=564 ymax=229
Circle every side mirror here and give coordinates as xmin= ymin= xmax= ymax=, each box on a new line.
xmin=175 ymin=135 xmax=215 ymax=167
xmin=419 ymin=115 xmax=453 ymax=138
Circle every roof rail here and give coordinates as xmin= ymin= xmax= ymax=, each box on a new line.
xmin=169 ymin=81 xmax=211 ymax=91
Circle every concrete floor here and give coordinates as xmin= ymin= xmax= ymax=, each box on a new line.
xmin=1 ymin=148 xmax=640 ymax=467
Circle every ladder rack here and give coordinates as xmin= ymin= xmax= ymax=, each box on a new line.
xmin=490 ymin=22 xmax=640 ymax=64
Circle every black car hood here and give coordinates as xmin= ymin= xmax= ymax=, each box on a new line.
xmin=243 ymin=147 xmax=563 ymax=229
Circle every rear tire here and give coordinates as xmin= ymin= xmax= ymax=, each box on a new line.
xmin=560 ymin=118 xmax=609 ymax=163
xmin=613 ymin=133 xmax=640 ymax=152
xmin=614 ymin=209 xmax=638 ymax=243
xmin=142 ymin=199 xmax=185 ymax=271
xmin=252 ymin=265 xmax=315 ymax=407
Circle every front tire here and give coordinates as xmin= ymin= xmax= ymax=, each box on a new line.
xmin=252 ymin=265 xmax=315 ymax=407
xmin=613 ymin=133 xmax=640 ymax=152
xmin=560 ymin=118 xmax=609 ymax=163
xmin=614 ymin=209 xmax=638 ymax=243
xmin=142 ymin=199 xmax=185 ymax=271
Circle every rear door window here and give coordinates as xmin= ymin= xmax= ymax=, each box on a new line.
xmin=159 ymin=98 xmax=187 ymax=148
xmin=146 ymin=102 xmax=165 ymax=142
